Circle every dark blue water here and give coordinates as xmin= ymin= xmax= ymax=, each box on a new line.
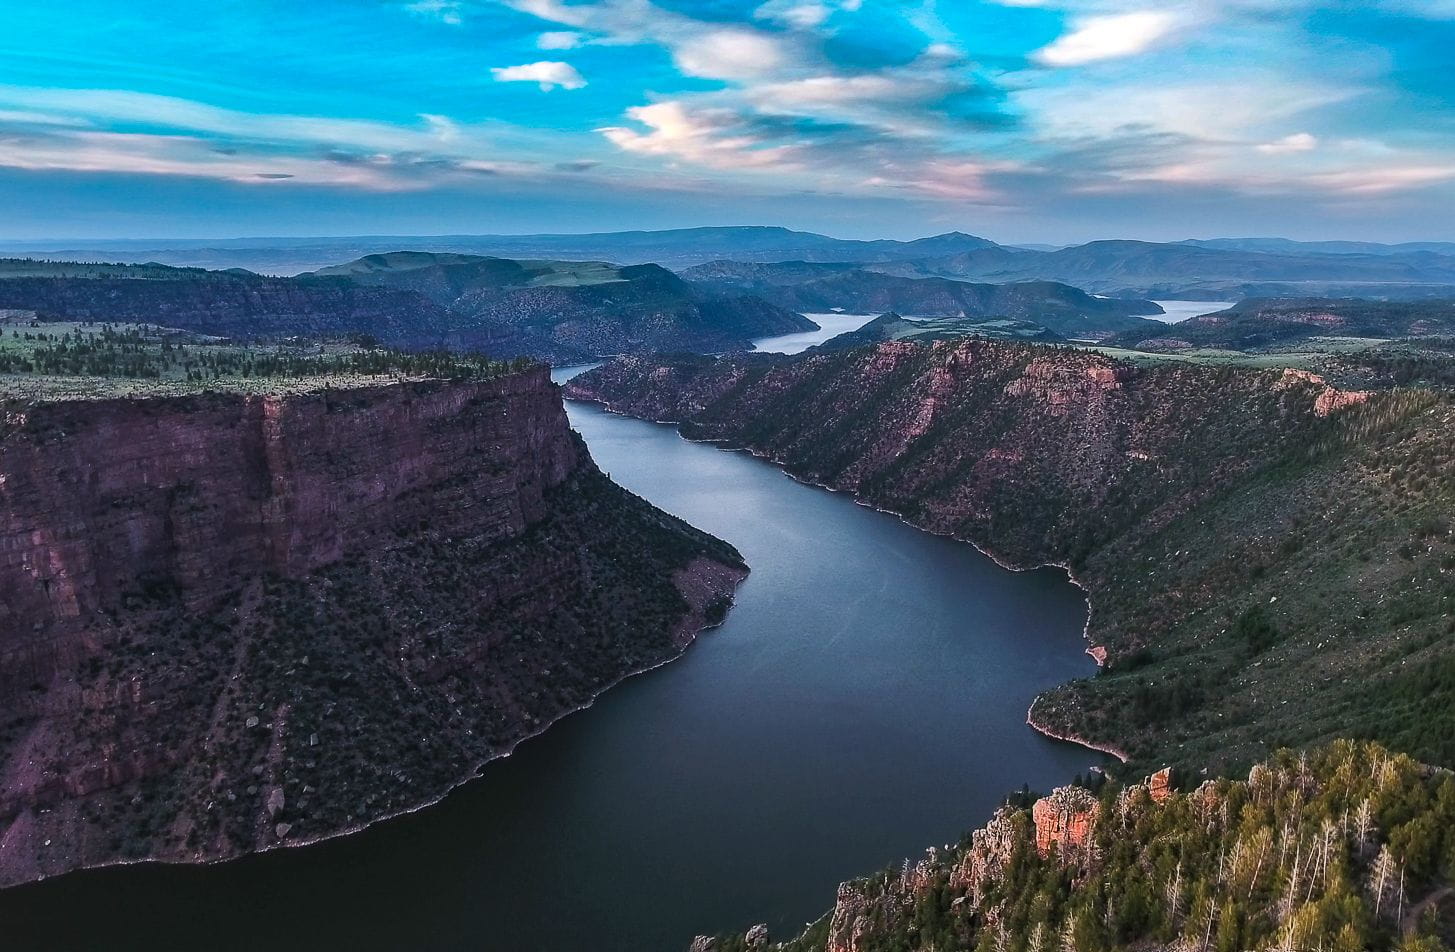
xmin=0 ymin=365 xmax=1101 ymax=952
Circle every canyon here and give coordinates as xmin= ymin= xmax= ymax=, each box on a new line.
xmin=567 ymin=340 xmax=1455 ymax=773
xmin=0 ymin=366 xmax=745 ymax=887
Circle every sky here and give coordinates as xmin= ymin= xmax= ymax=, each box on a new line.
xmin=1 ymin=0 xmax=1452 ymax=243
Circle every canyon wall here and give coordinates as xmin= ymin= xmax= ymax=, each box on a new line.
xmin=567 ymin=342 xmax=1455 ymax=771
xmin=0 ymin=367 xmax=745 ymax=887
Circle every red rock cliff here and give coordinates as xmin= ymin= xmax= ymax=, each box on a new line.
xmin=0 ymin=367 xmax=745 ymax=887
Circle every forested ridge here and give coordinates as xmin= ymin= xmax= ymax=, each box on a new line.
xmin=705 ymin=742 xmax=1455 ymax=952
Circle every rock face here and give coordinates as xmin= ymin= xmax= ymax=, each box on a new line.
xmin=1031 ymin=787 xmax=1099 ymax=855
xmin=1147 ymin=767 xmax=1175 ymax=804
xmin=566 ymin=341 xmax=1455 ymax=769
xmin=1 ymin=371 xmax=572 ymax=646
xmin=0 ymin=367 xmax=746 ymax=887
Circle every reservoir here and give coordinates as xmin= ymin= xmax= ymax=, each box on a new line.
xmin=0 ymin=351 xmax=1101 ymax=951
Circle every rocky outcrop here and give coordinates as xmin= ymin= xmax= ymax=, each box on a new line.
xmin=949 ymin=810 xmax=1022 ymax=903
xmin=701 ymin=742 xmax=1448 ymax=952
xmin=1274 ymin=368 xmax=1374 ymax=417
xmin=0 ymin=367 xmax=746 ymax=887
xmin=1032 ymin=786 xmax=1099 ymax=856
xmin=1147 ymin=766 xmax=1175 ymax=804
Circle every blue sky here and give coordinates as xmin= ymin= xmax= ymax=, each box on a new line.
xmin=1 ymin=0 xmax=1452 ymax=242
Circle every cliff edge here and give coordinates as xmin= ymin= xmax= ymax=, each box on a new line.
xmin=0 ymin=366 xmax=746 ymax=887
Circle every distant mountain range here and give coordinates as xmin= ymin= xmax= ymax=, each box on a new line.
xmin=5 ymin=226 xmax=1455 ymax=300
xmin=0 ymin=254 xmax=811 ymax=361
xmin=0 ymin=228 xmax=1003 ymax=275
xmin=682 ymin=261 xmax=1163 ymax=339
xmin=1180 ymin=237 xmax=1455 ymax=256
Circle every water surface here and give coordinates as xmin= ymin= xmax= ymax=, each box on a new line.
xmin=0 ymin=364 xmax=1101 ymax=951
xmin=1149 ymin=300 xmax=1235 ymax=324
xmin=752 ymin=313 xmax=877 ymax=353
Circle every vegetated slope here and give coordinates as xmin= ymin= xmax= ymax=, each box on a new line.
xmin=311 ymin=251 xmax=814 ymax=360
xmin=567 ymin=341 xmax=1455 ymax=774
xmin=0 ymin=256 xmax=813 ymax=362
xmin=0 ymin=265 xmax=457 ymax=348
xmin=0 ymin=319 xmax=535 ymax=401
xmin=813 ymin=312 xmax=1062 ymax=349
xmin=695 ymin=741 xmax=1455 ymax=952
xmin=682 ymin=262 xmax=1162 ymax=340
xmin=1107 ymin=298 xmax=1455 ymax=351
xmin=0 ymin=366 xmax=747 ymax=888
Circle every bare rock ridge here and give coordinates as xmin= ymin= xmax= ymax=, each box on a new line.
xmin=0 ymin=366 xmax=746 ymax=887
xmin=565 ymin=340 xmax=1455 ymax=770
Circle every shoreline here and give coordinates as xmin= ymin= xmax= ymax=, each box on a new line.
xmin=565 ymin=388 xmax=1121 ymax=766
xmin=5 ymin=558 xmax=748 ymax=891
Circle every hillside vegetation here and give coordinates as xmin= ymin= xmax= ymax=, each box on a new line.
xmin=1109 ymin=299 xmax=1455 ymax=352
xmin=0 ymin=255 xmax=812 ymax=362
xmin=567 ymin=340 xmax=1455 ymax=774
xmin=0 ymin=320 xmax=527 ymax=400
xmin=682 ymin=262 xmax=1162 ymax=340
xmin=701 ymin=741 xmax=1455 ymax=952
xmin=316 ymin=251 xmax=814 ymax=360
xmin=813 ymin=312 xmax=1062 ymax=349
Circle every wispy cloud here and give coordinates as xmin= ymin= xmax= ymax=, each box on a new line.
xmin=1 ymin=0 xmax=1451 ymax=237
xmin=1257 ymin=132 xmax=1318 ymax=155
xmin=537 ymin=31 xmax=584 ymax=50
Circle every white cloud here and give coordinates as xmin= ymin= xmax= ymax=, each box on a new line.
xmin=0 ymin=130 xmax=412 ymax=189
xmin=598 ymin=101 xmax=799 ymax=169
xmin=1019 ymin=76 xmax=1352 ymax=142
xmin=1257 ymin=132 xmax=1318 ymax=154
xmin=672 ymin=29 xmax=788 ymax=81
xmin=491 ymin=61 xmax=587 ymax=90
xmin=1306 ymin=165 xmax=1455 ymax=195
xmin=0 ymin=86 xmax=474 ymax=154
xmin=1035 ymin=11 xmax=1179 ymax=66
xmin=537 ymin=31 xmax=585 ymax=50
xmin=420 ymin=113 xmax=460 ymax=143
